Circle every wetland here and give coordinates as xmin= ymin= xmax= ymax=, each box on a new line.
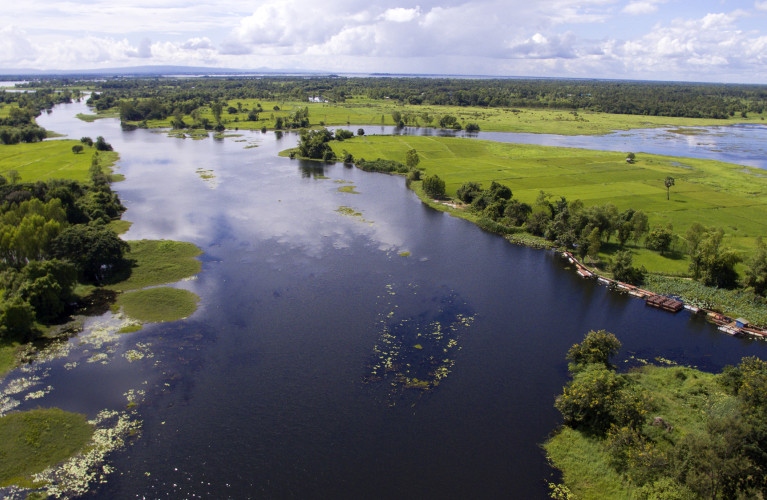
xmin=1 ymin=97 xmax=767 ymax=498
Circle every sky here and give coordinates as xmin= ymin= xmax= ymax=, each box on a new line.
xmin=1 ymin=0 xmax=767 ymax=83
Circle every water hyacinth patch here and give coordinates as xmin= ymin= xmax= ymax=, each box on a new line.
xmin=364 ymin=282 xmax=475 ymax=406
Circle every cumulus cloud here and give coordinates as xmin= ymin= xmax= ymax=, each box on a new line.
xmin=0 ymin=26 xmax=38 ymax=65
xmin=1 ymin=0 xmax=766 ymax=81
xmin=127 ymin=37 xmax=153 ymax=58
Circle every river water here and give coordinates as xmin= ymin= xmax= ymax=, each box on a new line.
xmin=6 ymin=102 xmax=766 ymax=498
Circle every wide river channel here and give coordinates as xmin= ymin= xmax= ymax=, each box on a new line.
xmin=6 ymin=101 xmax=767 ymax=498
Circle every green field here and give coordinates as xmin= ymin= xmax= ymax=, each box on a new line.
xmin=329 ymin=135 xmax=767 ymax=267
xmin=131 ymin=98 xmax=762 ymax=136
xmin=0 ymin=141 xmax=118 ymax=183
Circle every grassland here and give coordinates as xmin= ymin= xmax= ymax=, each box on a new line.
xmin=544 ymin=364 xmax=730 ymax=499
xmin=0 ymin=140 xmax=119 ymax=183
xmin=128 ymin=98 xmax=764 ymax=136
xmin=328 ymin=135 xmax=767 ymax=270
xmin=0 ymin=408 xmax=93 ymax=487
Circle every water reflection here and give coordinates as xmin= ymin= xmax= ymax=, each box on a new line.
xmin=20 ymin=101 xmax=767 ymax=499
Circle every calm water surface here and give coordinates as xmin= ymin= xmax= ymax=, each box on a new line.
xmin=8 ymin=102 xmax=766 ymax=498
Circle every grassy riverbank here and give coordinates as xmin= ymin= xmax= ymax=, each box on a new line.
xmin=125 ymin=98 xmax=763 ymax=136
xmin=330 ymin=134 xmax=767 ymax=257
xmin=320 ymin=134 xmax=767 ymax=324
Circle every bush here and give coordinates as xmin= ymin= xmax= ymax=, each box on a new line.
xmin=422 ymin=175 xmax=446 ymax=198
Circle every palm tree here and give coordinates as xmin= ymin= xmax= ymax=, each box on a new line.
xmin=664 ymin=176 xmax=675 ymax=200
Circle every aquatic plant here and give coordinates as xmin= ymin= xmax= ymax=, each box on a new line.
xmin=364 ymin=282 xmax=475 ymax=406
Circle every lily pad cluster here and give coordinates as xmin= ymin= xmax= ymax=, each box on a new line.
xmin=364 ymin=283 xmax=475 ymax=406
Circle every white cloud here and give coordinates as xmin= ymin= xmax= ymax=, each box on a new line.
xmin=0 ymin=0 xmax=765 ymax=82
xmin=623 ymin=1 xmax=663 ymax=15
xmin=381 ymin=7 xmax=421 ymax=23
xmin=0 ymin=26 xmax=38 ymax=65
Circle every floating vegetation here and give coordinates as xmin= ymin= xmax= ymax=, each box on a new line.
xmin=29 ymin=409 xmax=141 ymax=498
xmin=195 ymin=168 xmax=218 ymax=188
xmin=335 ymin=205 xmax=372 ymax=224
xmin=398 ymin=251 xmax=411 ymax=257
xmin=337 ymin=185 xmax=359 ymax=194
xmin=364 ymin=282 xmax=475 ymax=406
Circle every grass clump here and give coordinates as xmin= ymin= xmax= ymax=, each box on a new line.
xmin=0 ymin=408 xmax=93 ymax=487
xmin=115 ymin=287 xmax=199 ymax=323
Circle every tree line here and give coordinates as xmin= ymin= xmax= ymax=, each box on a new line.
xmin=61 ymin=75 xmax=767 ymax=123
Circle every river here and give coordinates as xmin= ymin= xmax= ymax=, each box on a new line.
xmin=5 ymin=101 xmax=766 ymax=498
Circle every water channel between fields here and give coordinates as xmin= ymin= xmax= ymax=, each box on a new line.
xmin=5 ymin=102 xmax=766 ymax=498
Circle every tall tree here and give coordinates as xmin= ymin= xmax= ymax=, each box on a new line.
xmin=664 ymin=176 xmax=675 ymax=200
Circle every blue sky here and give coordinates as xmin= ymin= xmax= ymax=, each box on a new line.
xmin=1 ymin=0 xmax=766 ymax=82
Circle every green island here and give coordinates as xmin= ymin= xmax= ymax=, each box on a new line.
xmin=544 ymin=330 xmax=767 ymax=499
xmin=3 ymin=75 xmax=767 ymax=496
xmin=1 ymin=87 xmax=202 ymax=491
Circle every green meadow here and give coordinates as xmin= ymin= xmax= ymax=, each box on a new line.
xmin=329 ymin=135 xmax=767 ymax=267
xmin=0 ymin=140 xmax=118 ymax=183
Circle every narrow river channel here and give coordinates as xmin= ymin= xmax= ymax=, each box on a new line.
xmin=8 ymin=101 xmax=765 ymax=498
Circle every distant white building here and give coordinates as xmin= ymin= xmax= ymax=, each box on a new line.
xmin=308 ymin=96 xmax=328 ymax=103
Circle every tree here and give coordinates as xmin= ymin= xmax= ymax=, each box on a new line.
xmin=0 ymin=296 xmax=36 ymax=341
xmin=357 ymin=128 xmax=365 ymax=136
xmin=456 ymin=182 xmax=483 ymax=204
xmin=744 ymin=237 xmax=767 ymax=296
xmin=17 ymin=259 xmax=78 ymax=323
xmin=626 ymin=152 xmax=636 ymax=163
xmin=80 ymin=136 xmax=93 ymax=147
xmin=586 ymin=227 xmax=601 ymax=263
xmin=297 ymin=128 xmax=335 ymax=160
xmin=422 ymin=175 xmax=446 ymax=198
xmin=664 ymin=176 xmax=675 ymax=200
xmin=7 ymin=169 xmax=21 ymax=184
xmin=504 ymin=199 xmax=532 ymax=226
xmin=72 ymin=144 xmax=84 ymax=154
xmin=611 ymin=250 xmax=646 ymax=285
xmin=646 ymin=225 xmax=673 ymax=255
xmin=94 ymin=136 xmax=113 ymax=151
xmin=51 ymin=225 xmax=129 ymax=284
xmin=405 ymin=149 xmax=420 ymax=169
xmin=555 ymin=364 xmax=625 ymax=435
xmin=688 ymin=226 xmax=741 ymax=288
xmin=566 ymin=329 xmax=622 ymax=371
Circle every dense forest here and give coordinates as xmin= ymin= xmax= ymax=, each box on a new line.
xmin=42 ymin=76 xmax=767 ymax=122
xmin=0 ymin=147 xmax=127 ymax=342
